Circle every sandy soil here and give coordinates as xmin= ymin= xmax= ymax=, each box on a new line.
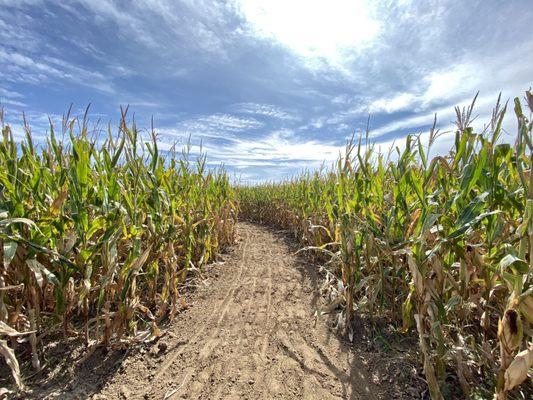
xmin=10 ymin=222 xmax=427 ymax=399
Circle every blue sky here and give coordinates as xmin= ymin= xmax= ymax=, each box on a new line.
xmin=1 ymin=0 xmax=532 ymax=182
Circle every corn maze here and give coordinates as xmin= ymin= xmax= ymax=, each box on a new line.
xmin=238 ymin=92 xmax=533 ymax=399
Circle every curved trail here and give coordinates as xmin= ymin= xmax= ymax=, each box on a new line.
xmin=97 ymin=223 xmax=383 ymax=399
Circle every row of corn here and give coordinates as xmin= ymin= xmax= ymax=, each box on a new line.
xmin=0 ymin=109 xmax=237 ymax=389
xmin=238 ymin=91 xmax=533 ymax=399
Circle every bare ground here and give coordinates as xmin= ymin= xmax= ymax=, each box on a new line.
xmin=7 ymin=222 xmax=427 ymax=399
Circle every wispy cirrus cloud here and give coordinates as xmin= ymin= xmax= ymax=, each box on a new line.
xmin=232 ymin=103 xmax=298 ymax=121
xmin=68 ymin=0 xmax=237 ymax=58
xmin=0 ymin=98 xmax=26 ymax=108
xmin=159 ymin=113 xmax=264 ymax=145
xmin=0 ymin=87 xmax=23 ymax=99
xmin=0 ymin=86 xmax=26 ymax=108
xmin=0 ymin=49 xmax=117 ymax=93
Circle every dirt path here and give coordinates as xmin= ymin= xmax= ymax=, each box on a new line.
xmin=95 ymin=222 xmax=382 ymax=399
xmin=23 ymin=222 xmax=425 ymax=399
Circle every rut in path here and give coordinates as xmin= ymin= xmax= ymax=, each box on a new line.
xmin=33 ymin=222 xmax=409 ymax=399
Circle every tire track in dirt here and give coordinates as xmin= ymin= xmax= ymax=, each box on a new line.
xmin=154 ymin=228 xmax=250 ymax=382
xmin=49 ymin=222 xmax=392 ymax=399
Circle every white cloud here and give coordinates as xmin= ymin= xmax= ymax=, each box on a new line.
xmin=367 ymin=92 xmax=417 ymax=114
xmin=311 ymin=43 xmax=532 ymax=137
xmin=368 ymin=92 xmax=520 ymax=140
xmin=0 ymin=86 xmax=26 ymax=107
xmin=193 ymin=114 xmax=263 ymax=132
xmin=72 ymin=0 xmax=158 ymax=48
xmin=309 ymin=117 xmax=326 ymax=129
xmin=0 ymin=87 xmax=23 ymax=99
xmin=0 ymin=98 xmax=26 ymax=107
xmin=159 ymin=113 xmax=264 ymax=144
xmin=158 ymin=127 xmax=342 ymax=169
xmin=344 ymin=63 xmax=482 ymax=116
xmin=0 ymin=48 xmax=115 ymax=93
xmin=212 ymin=129 xmax=341 ymax=162
xmin=422 ymin=64 xmax=481 ymax=104
xmin=232 ymin=103 xmax=297 ymax=120
xmin=72 ymin=0 xmax=230 ymax=56
xmin=235 ymin=0 xmax=380 ymax=68
xmin=369 ymin=106 xmax=455 ymax=139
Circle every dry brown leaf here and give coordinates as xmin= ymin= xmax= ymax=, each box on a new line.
xmin=504 ymin=348 xmax=533 ymax=391
xmin=0 ymin=339 xmax=22 ymax=388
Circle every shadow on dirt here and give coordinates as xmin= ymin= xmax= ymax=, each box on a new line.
xmin=265 ymin=224 xmax=430 ymax=400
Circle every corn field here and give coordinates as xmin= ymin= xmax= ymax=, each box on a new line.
xmin=238 ymin=92 xmax=533 ymax=399
xmin=0 ymin=109 xmax=236 ymax=388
